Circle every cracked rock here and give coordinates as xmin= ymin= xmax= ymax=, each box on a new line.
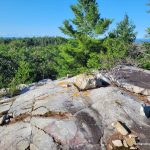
xmin=0 ymin=67 xmax=150 ymax=150
xmin=108 ymin=65 xmax=150 ymax=96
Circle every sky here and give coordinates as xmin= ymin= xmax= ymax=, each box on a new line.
xmin=0 ymin=0 xmax=149 ymax=38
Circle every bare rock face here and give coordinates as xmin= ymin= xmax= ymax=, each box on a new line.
xmin=0 ymin=66 xmax=150 ymax=150
xmin=108 ymin=65 xmax=150 ymax=96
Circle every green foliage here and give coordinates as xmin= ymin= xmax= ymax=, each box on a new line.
xmin=59 ymin=0 xmax=112 ymax=73
xmin=111 ymin=14 xmax=137 ymax=43
xmin=0 ymin=37 xmax=66 ymax=89
xmin=99 ymin=38 xmax=128 ymax=69
xmin=146 ymin=1 xmax=150 ymax=36
xmin=60 ymin=0 xmax=112 ymax=39
xmin=137 ymin=43 xmax=150 ymax=70
xmin=104 ymin=14 xmax=138 ymax=69
xmin=0 ymin=45 xmax=17 ymax=88
xmin=14 ymin=61 xmax=30 ymax=84
xmin=8 ymin=61 xmax=30 ymax=97
xmin=56 ymin=40 xmax=88 ymax=77
xmin=146 ymin=28 xmax=150 ymax=37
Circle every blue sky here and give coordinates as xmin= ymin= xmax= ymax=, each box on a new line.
xmin=0 ymin=0 xmax=149 ymax=38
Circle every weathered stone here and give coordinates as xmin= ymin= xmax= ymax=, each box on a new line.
xmin=129 ymin=134 xmax=138 ymax=138
xmin=123 ymin=140 xmax=129 ymax=148
xmin=0 ymin=101 xmax=12 ymax=115
xmin=113 ymin=121 xmax=130 ymax=136
xmin=125 ymin=137 xmax=137 ymax=147
xmin=0 ymin=66 xmax=150 ymax=149
xmin=130 ymin=146 xmax=137 ymax=149
xmin=140 ymin=104 xmax=150 ymax=118
xmin=37 ymin=79 xmax=52 ymax=86
xmin=31 ymin=126 xmax=57 ymax=150
xmin=0 ymin=117 xmax=3 ymax=125
xmin=9 ymin=82 xmax=55 ymax=117
xmin=108 ymin=65 xmax=150 ymax=96
xmin=75 ymin=74 xmax=97 ymax=90
xmin=30 ymin=144 xmax=37 ymax=150
xmin=0 ymin=122 xmax=31 ymax=150
xmin=112 ymin=140 xmax=123 ymax=147
xmin=97 ymin=73 xmax=112 ymax=85
xmin=74 ymin=73 xmax=109 ymax=91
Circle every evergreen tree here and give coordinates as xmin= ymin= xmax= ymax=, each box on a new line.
xmin=99 ymin=38 xmax=128 ymax=69
xmin=59 ymin=0 xmax=112 ymax=75
xmin=60 ymin=0 xmax=111 ymax=39
xmin=113 ymin=14 xmax=137 ymax=43
xmin=146 ymin=28 xmax=150 ymax=36
xmin=146 ymin=1 xmax=150 ymax=36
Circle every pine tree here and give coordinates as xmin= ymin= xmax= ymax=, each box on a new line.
xmin=113 ymin=14 xmax=137 ymax=43
xmin=60 ymin=0 xmax=111 ymax=39
xmin=58 ymin=0 xmax=112 ymax=75
xmin=146 ymin=1 xmax=150 ymax=36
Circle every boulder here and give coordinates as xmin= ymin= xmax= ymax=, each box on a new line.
xmin=75 ymin=73 xmax=109 ymax=91
xmin=75 ymin=74 xmax=98 ymax=90
xmin=108 ymin=65 xmax=150 ymax=96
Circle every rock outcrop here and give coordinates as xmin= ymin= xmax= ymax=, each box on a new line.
xmin=0 ymin=65 xmax=150 ymax=150
xmin=107 ymin=65 xmax=150 ymax=96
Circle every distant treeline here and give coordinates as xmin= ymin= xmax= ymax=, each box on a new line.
xmin=0 ymin=36 xmax=67 ymax=46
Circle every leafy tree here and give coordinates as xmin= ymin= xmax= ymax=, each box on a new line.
xmin=14 ymin=61 xmax=30 ymax=84
xmin=29 ymin=45 xmax=58 ymax=81
xmin=0 ymin=46 xmax=17 ymax=88
xmin=112 ymin=14 xmax=137 ymax=44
